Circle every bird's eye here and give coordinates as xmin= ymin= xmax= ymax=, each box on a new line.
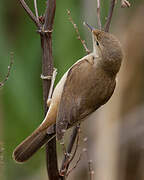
xmin=96 ymin=41 xmax=99 ymax=46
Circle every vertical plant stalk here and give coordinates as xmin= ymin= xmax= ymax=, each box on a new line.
xmin=96 ymin=0 xmax=102 ymax=29
xmin=104 ymin=0 xmax=116 ymax=32
xmin=39 ymin=0 xmax=59 ymax=179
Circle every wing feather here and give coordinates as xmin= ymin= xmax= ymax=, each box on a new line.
xmin=56 ymin=57 xmax=115 ymax=140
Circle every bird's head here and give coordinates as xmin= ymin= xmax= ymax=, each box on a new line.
xmin=84 ymin=22 xmax=123 ymax=75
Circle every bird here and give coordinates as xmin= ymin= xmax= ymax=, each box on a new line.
xmin=13 ymin=23 xmax=123 ymax=163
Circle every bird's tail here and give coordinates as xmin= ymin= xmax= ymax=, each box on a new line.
xmin=13 ymin=129 xmax=55 ymax=163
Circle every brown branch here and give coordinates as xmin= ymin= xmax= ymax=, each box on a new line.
xmin=0 ymin=52 xmax=14 ymax=88
xmin=96 ymin=0 xmax=102 ymax=29
xmin=104 ymin=0 xmax=116 ymax=32
xmin=60 ymin=125 xmax=80 ymax=178
xmin=60 ymin=140 xmax=67 ymax=159
xmin=67 ymin=10 xmax=90 ymax=54
xmin=43 ymin=1 xmax=56 ymax=31
xmin=39 ymin=0 xmax=60 ymax=180
xmin=66 ymin=153 xmax=82 ymax=177
xmin=19 ymin=0 xmax=41 ymax=28
xmin=66 ymin=127 xmax=80 ymax=166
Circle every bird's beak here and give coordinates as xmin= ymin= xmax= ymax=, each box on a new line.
xmin=83 ymin=22 xmax=95 ymax=32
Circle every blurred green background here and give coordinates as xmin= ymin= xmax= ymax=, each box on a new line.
xmin=0 ymin=0 xmax=143 ymax=180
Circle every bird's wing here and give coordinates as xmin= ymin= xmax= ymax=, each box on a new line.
xmin=56 ymin=56 xmax=103 ymax=140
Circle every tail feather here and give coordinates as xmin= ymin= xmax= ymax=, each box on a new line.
xmin=13 ymin=130 xmax=55 ymax=163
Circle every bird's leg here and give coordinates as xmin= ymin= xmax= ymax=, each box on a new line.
xmin=48 ymin=68 xmax=57 ymax=100
xmin=41 ymin=68 xmax=57 ymax=107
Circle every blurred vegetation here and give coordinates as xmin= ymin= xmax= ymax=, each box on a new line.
xmin=0 ymin=0 xmax=143 ymax=180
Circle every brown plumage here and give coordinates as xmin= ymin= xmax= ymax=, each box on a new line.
xmin=13 ymin=25 xmax=123 ymax=163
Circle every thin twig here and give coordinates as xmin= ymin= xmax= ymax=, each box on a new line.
xmin=59 ymin=138 xmax=74 ymax=177
xmin=104 ymin=0 xmax=116 ymax=32
xmin=60 ymin=140 xmax=67 ymax=158
xmin=19 ymin=0 xmax=41 ymax=28
xmin=34 ymin=0 xmax=39 ymax=21
xmin=0 ymin=52 xmax=14 ymax=88
xmin=66 ymin=153 xmax=82 ymax=177
xmin=67 ymin=9 xmax=90 ymax=54
xmin=83 ymin=137 xmax=94 ymax=180
xmin=96 ymin=0 xmax=102 ymax=29
xmin=121 ymin=0 xmax=131 ymax=8
xmin=88 ymin=160 xmax=94 ymax=180
xmin=66 ymin=127 xmax=80 ymax=167
xmin=60 ymin=125 xmax=80 ymax=177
